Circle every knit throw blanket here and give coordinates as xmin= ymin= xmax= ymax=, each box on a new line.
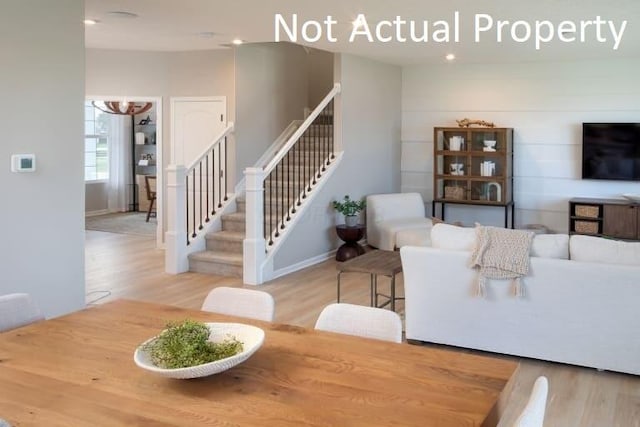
xmin=469 ymin=225 xmax=535 ymax=297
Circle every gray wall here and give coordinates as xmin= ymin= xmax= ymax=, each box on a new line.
xmin=401 ymin=58 xmax=640 ymax=231
xmin=234 ymin=43 xmax=309 ymax=182
xmin=273 ymin=53 xmax=402 ymax=269
xmin=86 ymin=48 xmax=236 ymax=173
xmin=85 ymin=182 xmax=108 ymax=213
xmin=86 ymin=48 xmax=236 ymax=230
xmin=0 ymin=0 xmax=85 ymax=318
xmin=307 ymin=48 xmax=334 ymax=107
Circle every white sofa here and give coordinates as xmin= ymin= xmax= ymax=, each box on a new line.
xmin=366 ymin=193 xmax=432 ymax=250
xmin=400 ymin=227 xmax=640 ymax=375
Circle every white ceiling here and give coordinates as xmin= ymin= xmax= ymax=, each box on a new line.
xmin=85 ymin=0 xmax=640 ymax=65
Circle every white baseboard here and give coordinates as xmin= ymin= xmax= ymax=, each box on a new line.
xmin=271 ymin=249 xmax=337 ymax=280
xmin=85 ymin=209 xmax=109 ymax=217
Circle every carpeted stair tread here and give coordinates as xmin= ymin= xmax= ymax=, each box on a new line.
xmin=222 ymin=212 xmax=246 ymax=221
xmin=189 ymin=250 xmax=243 ymax=265
xmin=206 ymin=230 xmax=245 ymax=241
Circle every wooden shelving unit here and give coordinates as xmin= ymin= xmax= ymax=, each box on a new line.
xmin=432 ymin=127 xmax=514 ymax=227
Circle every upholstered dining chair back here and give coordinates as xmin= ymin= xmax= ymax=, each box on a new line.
xmin=315 ymin=303 xmax=403 ymax=343
xmin=201 ymin=287 xmax=275 ymax=322
xmin=0 ymin=293 xmax=44 ymax=332
xmin=512 ymin=376 xmax=549 ymax=427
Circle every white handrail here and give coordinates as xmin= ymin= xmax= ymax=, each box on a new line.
xmin=185 ymin=122 xmax=234 ymax=173
xmin=263 ymin=83 xmax=340 ymax=175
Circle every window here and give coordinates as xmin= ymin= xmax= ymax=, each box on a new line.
xmin=85 ymin=101 xmax=109 ymax=181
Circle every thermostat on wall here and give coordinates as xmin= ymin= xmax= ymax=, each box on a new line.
xmin=11 ymin=154 xmax=36 ymax=172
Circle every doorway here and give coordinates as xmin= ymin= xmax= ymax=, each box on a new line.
xmin=84 ymin=96 xmax=164 ymax=247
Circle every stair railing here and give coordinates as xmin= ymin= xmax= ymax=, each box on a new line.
xmin=244 ymin=83 xmax=341 ymax=284
xmin=166 ymin=123 xmax=234 ymax=273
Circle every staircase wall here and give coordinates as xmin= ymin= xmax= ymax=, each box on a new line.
xmin=272 ymin=53 xmax=402 ymax=272
xmin=235 ymin=43 xmax=310 ymax=183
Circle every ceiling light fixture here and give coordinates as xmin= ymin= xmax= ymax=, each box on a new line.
xmin=445 ymin=53 xmax=456 ymax=61
xmin=352 ymin=15 xmax=366 ymax=29
xmin=92 ymin=100 xmax=152 ymax=116
xmin=232 ymin=38 xmax=244 ymax=45
xmin=84 ymin=19 xmax=98 ymax=25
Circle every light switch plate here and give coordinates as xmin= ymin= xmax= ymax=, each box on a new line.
xmin=11 ymin=154 xmax=36 ymax=172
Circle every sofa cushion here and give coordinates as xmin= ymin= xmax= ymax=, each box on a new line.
xmin=377 ymin=218 xmax=433 ymax=250
xmin=570 ymin=234 xmax=640 ymax=266
xmin=430 ymin=223 xmax=476 ymax=251
xmin=396 ymin=227 xmax=432 ymax=248
xmin=530 ymin=234 xmax=569 ymax=259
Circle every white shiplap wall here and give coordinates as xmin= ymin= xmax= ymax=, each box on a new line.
xmin=401 ymin=58 xmax=640 ymax=232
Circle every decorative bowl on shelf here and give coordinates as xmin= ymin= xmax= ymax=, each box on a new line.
xmin=622 ymin=194 xmax=640 ymax=203
xmin=134 ymin=322 xmax=265 ymax=379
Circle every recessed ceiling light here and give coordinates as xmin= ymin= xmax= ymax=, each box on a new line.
xmin=232 ymin=38 xmax=244 ymax=45
xmin=352 ymin=15 xmax=366 ymax=28
xmin=84 ymin=19 xmax=98 ymax=25
xmin=445 ymin=53 xmax=456 ymax=61
xmin=107 ymin=11 xmax=139 ymax=19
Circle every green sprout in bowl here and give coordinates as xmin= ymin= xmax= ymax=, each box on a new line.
xmin=143 ymin=320 xmax=243 ymax=369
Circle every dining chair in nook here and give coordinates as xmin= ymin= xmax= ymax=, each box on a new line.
xmin=511 ymin=376 xmax=549 ymax=427
xmin=201 ymin=287 xmax=275 ymax=322
xmin=314 ymin=303 xmax=403 ymax=343
xmin=0 ymin=293 xmax=44 ymax=332
xmin=144 ymin=175 xmax=157 ymax=222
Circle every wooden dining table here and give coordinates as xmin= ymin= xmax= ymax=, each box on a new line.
xmin=0 ymin=299 xmax=518 ymax=426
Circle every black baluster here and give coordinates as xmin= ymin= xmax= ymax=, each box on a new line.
xmin=192 ymin=171 xmax=197 ymax=238
xmin=186 ymin=176 xmax=190 ymax=245
xmin=322 ymin=106 xmax=327 ymax=172
xmin=205 ymin=155 xmax=210 ymax=222
xmin=211 ymin=146 xmax=216 ymax=215
xmin=268 ymin=173 xmax=273 ymax=245
xmin=275 ymin=165 xmax=280 ymax=237
xmin=198 ymin=163 xmax=203 ymax=230
xmin=224 ymin=137 xmax=228 ymax=201
xmin=287 ymin=151 xmax=292 ymax=218
xmin=218 ymin=143 xmax=223 ymax=208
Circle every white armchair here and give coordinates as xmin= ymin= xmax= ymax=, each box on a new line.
xmin=366 ymin=193 xmax=432 ymax=250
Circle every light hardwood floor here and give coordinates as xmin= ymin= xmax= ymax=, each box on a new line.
xmin=85 ymin=230 xmax=640 ymax=427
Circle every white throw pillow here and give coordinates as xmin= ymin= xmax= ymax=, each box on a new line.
xmin=430 ymin=223 xmax=476 ymax=251
xmin=530 ymin=234 xmax=569 ymax=259
xmin=570 ymin=234 xmax=640 ymax=266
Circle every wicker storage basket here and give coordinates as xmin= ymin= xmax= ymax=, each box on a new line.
xmin=574 ymin=220 xmax=598 ymax=234
xmin=444 ymin=186 xmax=465 ymax=200
xmin=575 ymin=205 xmax=599 ymax=218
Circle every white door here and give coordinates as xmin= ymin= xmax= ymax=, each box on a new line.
xmin=171 ymin=97 xmax=226 ymax=166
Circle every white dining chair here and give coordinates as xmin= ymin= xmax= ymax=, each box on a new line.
xmin=201 ymin=287 xmax=275 ymax=322
xmin=512 ymin=376 xmax=549 ymax=427
xmin=0 ymin=293 xmax=44 ymax=333
xmin=314 ymin=303 xmax=403 ymax=343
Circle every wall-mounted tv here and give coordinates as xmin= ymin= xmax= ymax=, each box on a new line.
xmin=582 ymin=123 xmax=640 ymax=181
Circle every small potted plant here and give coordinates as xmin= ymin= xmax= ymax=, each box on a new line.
xmin=332 ymin=195 xmax=366 ymax=227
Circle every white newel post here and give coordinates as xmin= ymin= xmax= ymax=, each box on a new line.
xmin=165 ymin=164 xmax=189 ymax=274
xmin=243 ymin=167 xmax=266 ymax=285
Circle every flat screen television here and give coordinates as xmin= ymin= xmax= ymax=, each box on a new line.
xmin=582 ymin=123 xmax=640 ymax=181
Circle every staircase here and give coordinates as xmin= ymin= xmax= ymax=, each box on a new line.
xmin=188 ymin=116 xmax=333 ymax=277
xmin=188 ymin=198 xmax=246 ymax=277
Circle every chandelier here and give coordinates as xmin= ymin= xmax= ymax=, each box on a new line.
xmin=91 ymin=100 xmax=153 ymax=115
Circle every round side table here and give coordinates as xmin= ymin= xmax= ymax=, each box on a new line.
xmin=335 ymin=224 xmax=366 ymax=262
